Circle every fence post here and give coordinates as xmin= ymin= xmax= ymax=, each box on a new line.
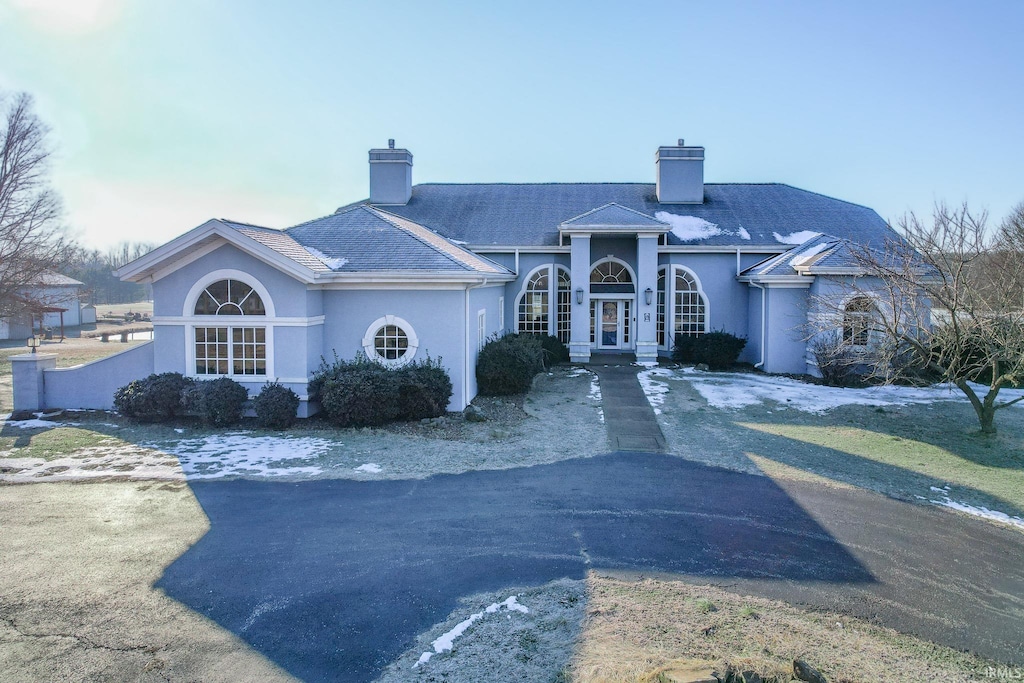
xmin=11 ymin=353 xmax=58 ymax=413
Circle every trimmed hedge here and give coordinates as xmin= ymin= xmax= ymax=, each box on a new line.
xmin=311 ymin=354 xmax=453 ymax=428
xmin=113 ymin=372 xmax=192 ymax=422
xmin=185 ymin=377 xmax=249 ymax=426
xmin=476 ymin=333 xmax=544 ymax=395
xmin=672 ymin=331 xmax=747 ymax=370
xmin=253 ymin=383 xmax=300 ymax=430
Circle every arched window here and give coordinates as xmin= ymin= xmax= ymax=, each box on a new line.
xmin=192 ymin=278 xmax=267 ymax=376
xmin=590 ymin=261 xmax=630 ymax=283
xmin=589 ymin=258 xmax=635 ymax=294
xmin=843 ymin=296 xmax=876 ymax=346
xmin=556 ymin=268 xmax=571 ymax=344
xmin=516 ymin=265 xmax=571 ymax=342
xmin=673 ymin=268 xmax=707 ymax=337
xmin=193 ymin=279 xmax=266 ymax=316
xmin=517 ymin=268 xmax=549 ymax=335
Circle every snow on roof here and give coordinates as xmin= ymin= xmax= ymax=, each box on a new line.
xmin=654 ymin=212 xmax=722 ymax=241
xmin=773 ymin=230 xmax=822 ymax=245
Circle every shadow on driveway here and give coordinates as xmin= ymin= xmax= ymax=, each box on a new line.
xmin=157 ymin=452 xmax=872 ymax=682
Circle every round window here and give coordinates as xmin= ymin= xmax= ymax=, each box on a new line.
xmin=362 ymin=316 xmax=419 ymax=366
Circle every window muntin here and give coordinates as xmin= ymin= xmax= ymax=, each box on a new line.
xmin=194 ymin=279 xmax=265 ymax=316
xmin=590 ymin=261 xmax=629 ymax=283
xmin=673 ymin=268 xmax=706 ymax=337
xmin=193 ymin=278 xmax=267 ymax=376
xmin=374 ymin=325 xmax=409 ymax=360
xmin=517 ymin=269 xmax=549 ymax=334
xmin=556 ymin=268 xmax=571 ymax=344
xmin=477 ymin=310 xmax=486 ymax=353
xmin=516 ymin=265 xmax=571 ymax=340
xmin=656 ymin=268 xmax=666 ymax=347
xmin=844 ymin=297 xmax=875 ymax=346
xmin=195 ymin=326 xmax=266 ymax=375
xmin=363 ymin=316 xmax=418 ymax=366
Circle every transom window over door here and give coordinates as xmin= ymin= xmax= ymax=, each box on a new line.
xmin=193 ymin=278 xmax=267 ymax=376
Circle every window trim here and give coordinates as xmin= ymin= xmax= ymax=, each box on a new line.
xmin=184 ymin=270 xmax=275 ymax=379
xmin=362 ymin=315 xmax=419 ymax=367
xmin=842 ymin=295 xmax=879 ymax=348
xmin=514 ymin=264 xmax=571 ymax=341
xmin=657 ymin=265 xmax=709 ymax=350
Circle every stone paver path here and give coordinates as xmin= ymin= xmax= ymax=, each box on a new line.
xmin=590 ymin=364 xmax=666 ymax=452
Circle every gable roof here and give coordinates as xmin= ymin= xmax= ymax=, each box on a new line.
xmin=339 ymin=183 xmax=898 ymax=249
xmin=285 ymin=205 xmax=510 ymax=275
xmin=559 ymin=203 xmax=669 ymax=230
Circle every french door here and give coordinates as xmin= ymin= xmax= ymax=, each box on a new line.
xmin=592 ymin=299 xmax=631 ymax=350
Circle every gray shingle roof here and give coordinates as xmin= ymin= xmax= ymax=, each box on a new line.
xmin=284 ymin=206 xmax=510 ymax=274
xmin=338 ymin=183 xmax=898 ymax=248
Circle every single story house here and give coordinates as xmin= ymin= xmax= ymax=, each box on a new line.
xmin=17 ymin=139 xmax=902 ymax=415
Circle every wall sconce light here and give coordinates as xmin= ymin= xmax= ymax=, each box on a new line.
xmin=575 ymin=288 xmax=584 ymax=304
xmin=26 ymin=336 xmax=40 ymax=354
xmin=644 ymin=287 xmax=653 ymax=305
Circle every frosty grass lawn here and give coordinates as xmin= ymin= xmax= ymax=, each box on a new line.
xmin=2 ymin=365 xmax=1021 ymax=682
xmin=639 ymin=366 xmax=1024 ymax=530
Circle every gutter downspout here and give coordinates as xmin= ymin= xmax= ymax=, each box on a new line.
xmin=751 ymin=282 xmax=766 ymax=369
xmin=465 ymin=278 xmax=490 ymax=410
xmin=736 ymin=248 xmax=741 ymax=277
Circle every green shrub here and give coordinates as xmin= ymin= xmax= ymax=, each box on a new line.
xmin=476 ymin=333 xmax=544 ymax=395
xmin=319 ymin=361 xmax=398 ymax=427
xmin=396 ymin=357 xmax=453 ymax=420
xmin=672 ymin=331 xmax=747 ymax=370
xmin=113 ymin=372 xmax=192 ymax=422
xmin=671 ymin=334 xmax=699 ymax=363
xmin=311 ymin=352 xmax=455 ymax=427
xmin=183 ymin=377 xmax=249 ymax=426
xmin=528 ymin=334 xmax=569 ymax=368
xmin=253 ymin=382 xmax=300 ymax=430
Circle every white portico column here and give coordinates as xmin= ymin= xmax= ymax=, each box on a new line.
xmin=569 ymin=234 xmax=591 ymax=363
xmin=635 ymin=235 xmax=659 ymax=363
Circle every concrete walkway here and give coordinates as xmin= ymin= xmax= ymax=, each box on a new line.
xmin=590 ymin=364 xmax=667 ymax=452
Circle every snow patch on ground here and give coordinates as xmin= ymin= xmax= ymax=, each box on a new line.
xmin=414 ymin=596 xmax=529 ymax=668
xmin=928 ymin=486 xmax=1024 ymax=530
xmin=638 ymin=367 xmax=673 ymax=416
xmin=305 ymin=246 xmax=348 ymax=270
xmin=2 ymin=412 xmax=66 ymax=429
xmin=0 ymin=445 xmax=184 ymax=482
xmin=773 ymin=230 xmax=821 ymax=245
xmin=355 ymin=463 xmax=382 ymax=473
xmin=153 ymin=433 xmax=329 ymax=478
xmin=655 ymin=212 xmax=722 ymax=241
xmin=670 ymin=368 xmax=1024 ymax=414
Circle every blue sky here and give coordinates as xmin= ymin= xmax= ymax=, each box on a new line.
xmin=1 ymin=0 xmax=1022 ymax=249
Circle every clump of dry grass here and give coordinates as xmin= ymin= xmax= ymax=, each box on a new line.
xmin=571 ymin=572 xmax=993 ymax=683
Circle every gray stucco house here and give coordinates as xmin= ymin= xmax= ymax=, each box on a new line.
xmin=16 ymin=139 xmax=901 ymax=415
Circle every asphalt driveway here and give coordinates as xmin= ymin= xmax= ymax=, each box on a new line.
xmin=157 ymin=452 xmax=1024 ymax=682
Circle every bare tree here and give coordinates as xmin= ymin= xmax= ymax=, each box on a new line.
xmin=0 ymin=91 xmax=72 ymax=322
xmin=810 ymin=203 xmax=1024 ymax=435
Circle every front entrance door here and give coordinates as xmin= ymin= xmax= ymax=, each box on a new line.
xmin=598 ymin=300 xmax=623 ymax=349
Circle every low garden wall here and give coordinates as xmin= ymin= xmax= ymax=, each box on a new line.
xmin=34 ymin=341 xmax=155 ymax=411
